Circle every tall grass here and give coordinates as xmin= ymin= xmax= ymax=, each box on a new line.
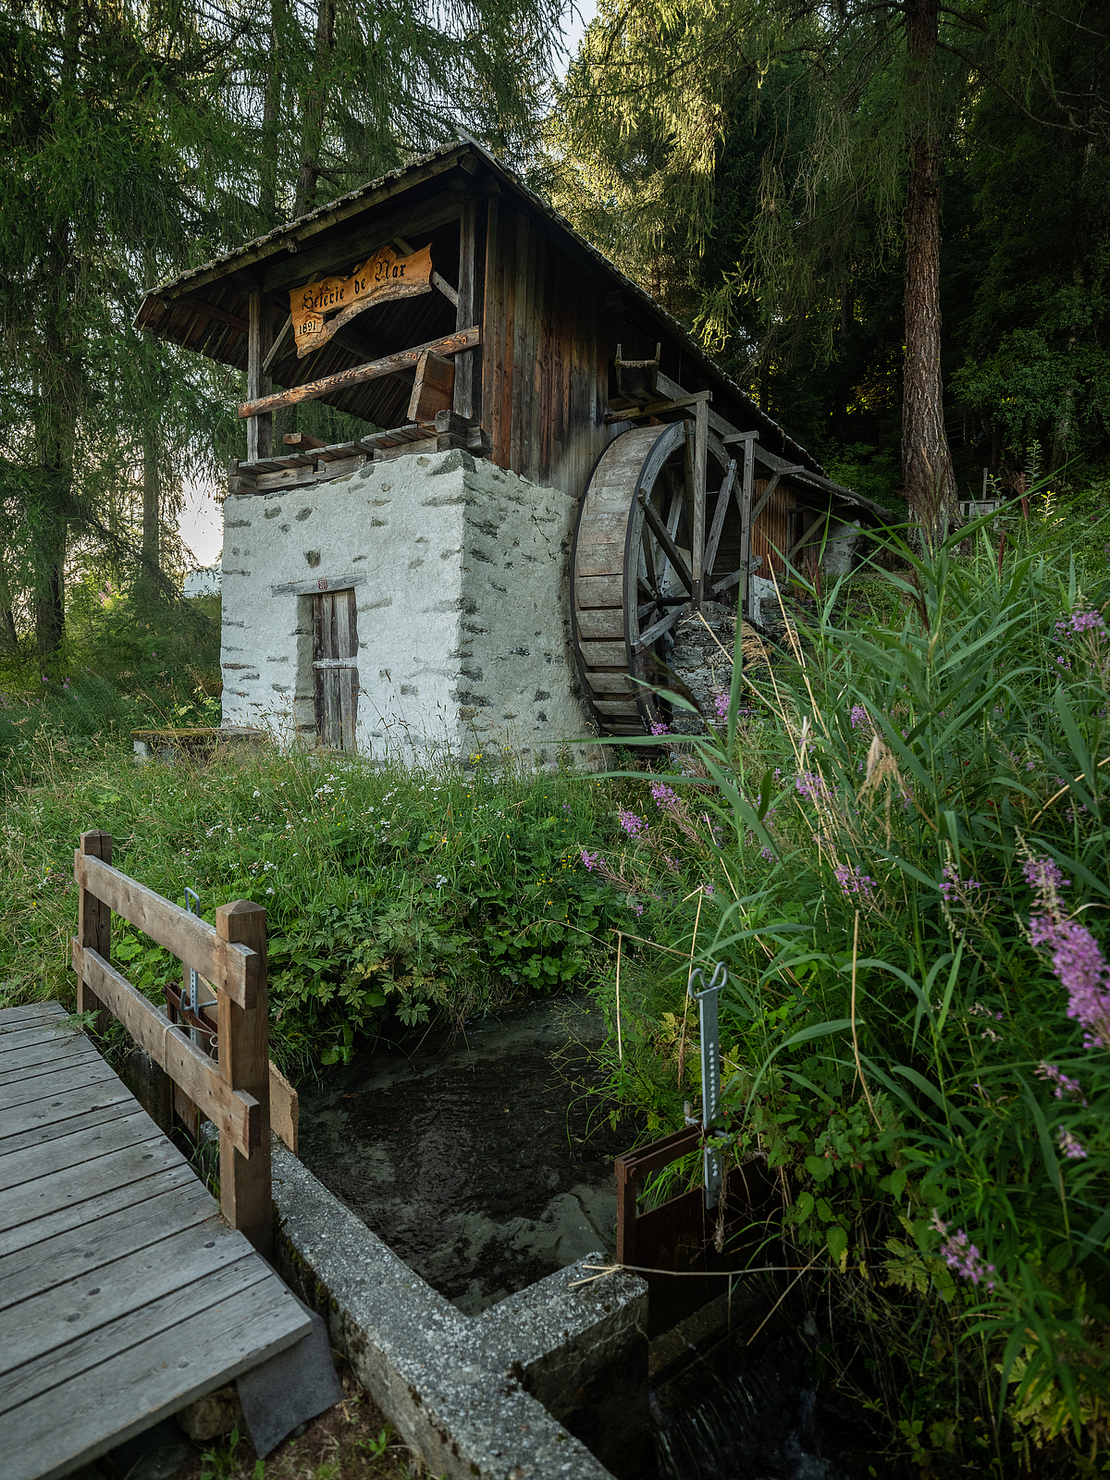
xmin=593 ymin=514 xmax=1110 ymax=1471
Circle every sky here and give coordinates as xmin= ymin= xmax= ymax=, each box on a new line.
xmin=176 ymin=0 xmax=599 ymax=572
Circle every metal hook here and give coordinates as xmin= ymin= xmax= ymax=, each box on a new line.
xmin=688 ymin=961 xmax=728 ymax=1002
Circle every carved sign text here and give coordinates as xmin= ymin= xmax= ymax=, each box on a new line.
xmin=289 ymin=243 xmax=434 ymax=358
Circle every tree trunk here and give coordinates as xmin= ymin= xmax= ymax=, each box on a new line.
xmin=902 ymin=0 xmax=956 ymax=544
xmin=260 ymin=0 xmax=287 ymax=225
xmin=294 ymin=0 xmax=335 ymax=218
xmin=142 ymin=429 xmax=160 ymax=585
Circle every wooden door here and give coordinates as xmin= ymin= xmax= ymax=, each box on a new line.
xmin=312 ymin=589 xmax=358 ymax=749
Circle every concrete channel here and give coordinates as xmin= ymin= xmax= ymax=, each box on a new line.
xmin=271 ymin=1141 xmax=650 ymax=1479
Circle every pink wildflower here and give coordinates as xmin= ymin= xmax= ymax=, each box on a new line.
xmin=1058 ymin=1127 xmax=1088 ymax=1161
xmin=930 ymin=1212 xmax=996 ymax=1290
xmin=618 ymin=809 xmax=647 ymax=839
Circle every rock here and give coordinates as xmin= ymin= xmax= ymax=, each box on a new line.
xmin=175 ymin=1383 xmax=244 ymax=1442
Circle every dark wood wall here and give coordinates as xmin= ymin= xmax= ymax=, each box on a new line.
xmin=481 ymin=198 xmax=612 ymax=501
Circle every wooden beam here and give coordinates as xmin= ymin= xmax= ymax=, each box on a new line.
xmin=454 ymin=198 xmax=479 ymax=419
xmin=271 ymin=571 xmax=366 ymax=597
xmin=262 ymin=313 xmax=292 ymax=372
xmin=73 ymin=852 xmax=260 ymax=1009
xmin=604 ymin=389 xmax=711 ymax=425
xmin=69 ymin=941 xmax=258 ymax=1158
xmin=692 ymin=396 xmax=708 ymax=607
xmin=246 ymin=289 xmax=272 ymax=462
xmin=788 ymin=508 xmax=830 ymax=562
xmin=237 ymin=326 xmax=480 ymax=419
xmin=77 ymin=831 xmax=112 ymax=1036
xmin=406 ymin=350 xmax=454 ymax=422
xmin=259 ymin=194 xmax=467 ymax=296
xmin=216 ymin=902 xmax=272 ymax=1258
xmin=173 ymin=296 xmax=250 ymax=334
xmin=735 ymin=432 xmax=757 ymax=616
xmin=703 ymin=459 xmax=736 ymax=582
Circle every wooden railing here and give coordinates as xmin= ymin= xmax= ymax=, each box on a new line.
xmin=70 ymin=829 xmax=285 ymax=1257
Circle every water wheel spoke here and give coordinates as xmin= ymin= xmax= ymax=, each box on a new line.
xmin=638 ymin=492 xmax=693 ymax=593
xmin=635 ymin=603 xmax=689 ymax=650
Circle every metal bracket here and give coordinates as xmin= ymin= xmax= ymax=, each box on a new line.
xmin=180 ymin=889 xmax=217 ymax=1023
xmin=688 ymin=963 xmax=728 ymax=1209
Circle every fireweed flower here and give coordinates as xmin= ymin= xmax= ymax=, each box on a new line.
xmin=930 ymin=1212 xmax=996 ymax=1290
xmin=714 ymin=692 xmax=729 ymax=720
xmin=1024 ymin=856 xmax=1070 ymax=896
xmin=581 ymin=849 xmax=602 ymax=872
xmin=1026 ymin=854 xmax=1110 ymax=1045
xmin=651 ymin=782 xmax=679 ymax=811
xmin=1058 ymin=1127 xmax=1088 ymax=1161
xmin=795 ymin=771 xmax=831 ymax=803
xmin=833 ymin=863 xmax=875 ymax=900
xmin=618 ymin=809 xmax=647 ymax=839
xmin=940 ymin=863 xmax=982 ymax=905
xmin=849 ymin=704 xmax=868 ymax=729
xmin=1036 ymin=1062 xmax=1087 ymax=1105
xmin=649 ymin=721 xmax=670 ymax=736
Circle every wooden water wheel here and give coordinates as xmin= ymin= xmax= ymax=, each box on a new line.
xmin=571 ymin=418 xmax=741 ymax=735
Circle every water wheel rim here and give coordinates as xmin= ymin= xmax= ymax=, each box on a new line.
xmin=572 ymin=423 xmax=687 ymax=735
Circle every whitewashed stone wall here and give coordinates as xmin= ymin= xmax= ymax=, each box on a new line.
xmin=220 ymin=448 xmax=593 ymax=766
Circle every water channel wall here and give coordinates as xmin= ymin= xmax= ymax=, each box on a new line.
xmin=220 ymin=448 xmax=593 ymax=767
xmin=271 ymin=1141 xmax=649 ymax=1479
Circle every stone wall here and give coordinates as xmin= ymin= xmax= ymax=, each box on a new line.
xmin=220 ymin=448 xmax=593 ymax=766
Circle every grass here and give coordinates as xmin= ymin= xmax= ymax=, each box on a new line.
xmin=0 ymin=728 xmax=711 ymax=1074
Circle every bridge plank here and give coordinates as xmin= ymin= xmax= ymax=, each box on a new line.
xmin=0 ymin=1021 xmax=79 ymax=1055
xmin=0 ymin=1003 xmax=66 ymax=1029
xmin=0 ymin=1130 xmax=184 ymax=1236
xmin=0 ymin=1161 xmax=197 ymax=1259
xmin=0 ymin=999 xmax=310 ymax=1480
xmin=0 ymin=1075 xmax=135 ymax=1146
xmin=0 ymin=1210 xmax=255 ymax=1384
xmin=0 ymin=1056 xmax=119 ymax=1107
xmin=0 ymin=1109 xmax=157 ymax=1196
xmin=0 ymin=1031 xmax=96 ymax=1076
xmin=5 ymin=1271 xmax=306 ymax=1480
xmin=0 ymin=1175 xmax=215 ymax=1310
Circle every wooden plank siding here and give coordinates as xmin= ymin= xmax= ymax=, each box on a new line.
xmin=481 ymin=204 xmax=611 ymax=501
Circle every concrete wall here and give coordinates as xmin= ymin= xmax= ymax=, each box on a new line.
xmin=271 ymin=1143 xmax=648 ymax=1480
xmin=220 ymin=449 xmax=591 ymax=766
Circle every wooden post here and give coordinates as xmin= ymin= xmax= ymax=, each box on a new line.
xmin=736 ymin=432 xmax=758 ymax=618
xmin=691 ymin=397 xmax=708 ymax=608
xmin=246 ymin=289 xmax=273 ymax=463
xmin=454 ymin=196 xmax=479 ymax=420
xmin=216 ymin=900 xmax=271 ymax=1257
xmin=77 ymin=831 xmax=112 ymax=1035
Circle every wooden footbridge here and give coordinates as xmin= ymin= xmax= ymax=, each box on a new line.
xmin=0 ymin=835 xmax=312 ymax=1480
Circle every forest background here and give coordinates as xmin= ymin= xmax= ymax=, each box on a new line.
xmin=3 ymin=2 xmax=1110 ymax=1476
xmin=2 ymin=0 xmax=1109 ymax=668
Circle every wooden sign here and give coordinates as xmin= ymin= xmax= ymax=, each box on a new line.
xmin=289 ymin=242 xmax=434 ymax=358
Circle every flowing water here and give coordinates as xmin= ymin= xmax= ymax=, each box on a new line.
xmin=651 ymin=1322 xmax=867 ymax=1479
xmin=296 ymin=994 xmax=640 ymax=1313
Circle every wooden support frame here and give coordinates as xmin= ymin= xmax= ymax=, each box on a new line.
xmin=246 ymin=289 xmax=273 ymax=463
xmin=453 ymin=197 xmax=480 ymax=419
xmin=691 ymin=398 xmax=708 ymax=607
xmin=788 ymin=507 xmax=831 ymax=562
xmin=70 ymin=832 xmax=275 ymax=1256
xmin=237 ymin=325 xmax=480 ymax=420
xmin=734 ymin=431 xmax=758 ymax=617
